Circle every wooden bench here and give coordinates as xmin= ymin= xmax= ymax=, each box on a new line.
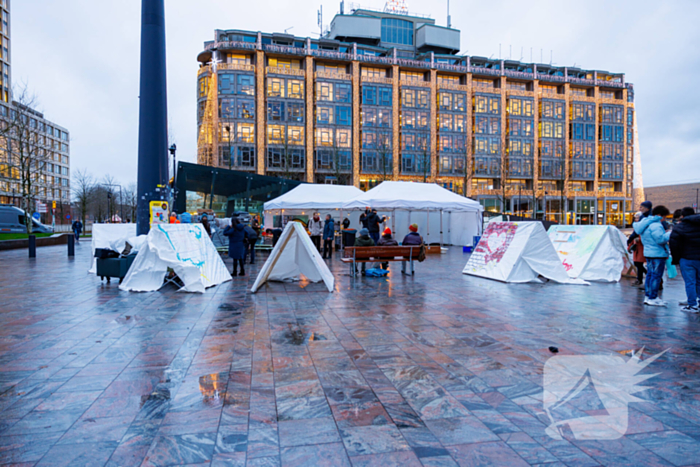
xmin=341 ymin=246 xmax=420 ymax=276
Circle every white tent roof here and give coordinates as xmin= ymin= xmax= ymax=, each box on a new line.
xmin=264 ymin=184 xmax=363 ymax=211
xmin=341 ymin=181 xmax=483 ymax=212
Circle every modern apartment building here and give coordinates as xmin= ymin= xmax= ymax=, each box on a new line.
xmin=0 ymin=0 xmax=72 ymax=222
xmin=196 ymin=2 xmax=637 ymax=226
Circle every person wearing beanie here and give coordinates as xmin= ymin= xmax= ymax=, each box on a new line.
xmin=378 ymin=227 xmax=398 ymax=270
xmin=640 ymin=201 xmax=652 ymax=217
xmin=402 ymin=224 xmax=423 ymax=246
xmin=354 ymin=227 xmax=375 ymax=275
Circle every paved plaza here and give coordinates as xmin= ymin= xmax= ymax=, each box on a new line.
xmin=1 ymin=243 xmax=700 ymax=467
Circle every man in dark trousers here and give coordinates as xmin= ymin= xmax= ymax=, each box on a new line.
xmin=670 ymin=207 xmax=700 ymax=313
xmin=71 ymin=219 xmax=83 ymax=242
xmin=322 ymin=214 xmax=335 ymax=259
xmin=359 ymin=207 xmax=370 ymax=229
xmin=366 ymin=209 xmax=386 ymax=245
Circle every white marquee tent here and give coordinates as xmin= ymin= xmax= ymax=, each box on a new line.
xmin=547 ymin=225 xmax=633 ymax=282
xmin=263 ymin=184 xmax=363 ymax=228
xmin=341 ymin=181 xmax=483 ymax=246
xmin=463 ymin=221 xmax=587 ymax=285
xmin=251 ymin=222 xmax=334 ymax=293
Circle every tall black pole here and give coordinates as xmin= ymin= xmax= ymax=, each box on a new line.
xmin=136 ymin=0 xmax=169 ymax=235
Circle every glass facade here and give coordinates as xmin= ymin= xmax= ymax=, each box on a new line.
xmin=539 ymin=99 xmax=565 ymax=180
xmin=473 ymin=93 xmax=501 ymax=178
xmin=506 ymin=96 xmax=534 ymax=180
xmin=361 ymin=84 xmax=393 ymax=176
xmin=438 ymin=90 xmax=467 ymax=176
xmin=381 ymin=18 xmax=413 ymax=46
xmin=219 ymin=72 xmax=256 ymax=169
xmin=315 ymin=80 xmax=352 ymax=181
xmin=400 ymin=87 xmax=430 ymax=176
xmin=266 ymin=74 xmax=305 ymax=174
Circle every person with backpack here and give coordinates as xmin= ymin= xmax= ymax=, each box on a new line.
xmin=71 ymin=219 xmax=83 ymax=242
xmin=634 ymin=205 xmax=672 ymax=307
xmin=670 ymin=207 xmax=700 ymax=313
xmin=243 ymin=221 xmax=259 ymax=265
xmin=322 ymin=214 xmax=335 ymax=260
xmin=366 ymin=209 xmax=386 ymax=245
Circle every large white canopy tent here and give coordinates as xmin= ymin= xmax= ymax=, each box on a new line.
xmin=263 ymin=184 xmax=364 ymax=228
xmin=341 ymin=181 xmax=484 ymax=246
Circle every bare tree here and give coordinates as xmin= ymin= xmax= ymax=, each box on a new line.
xmin=377 ymin=132 xmax=392 ymax=182
xmin=0 ymin=86 xmax=50 ymax=234
xmin=123 ymin=183 xmax=137 ymax=223
xmin=72 ymin=169 xmax=95 ymax=226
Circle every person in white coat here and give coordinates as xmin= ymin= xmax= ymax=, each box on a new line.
xmin=308 ymin=212 xmax=323 ymax=252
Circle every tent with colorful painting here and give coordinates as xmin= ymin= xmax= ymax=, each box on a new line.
xmin=119 ymin=224 xmax=231 ymax=293
xmin=463 ymin=221 xmax=587 ymax=285
xmin=547 ymin=225 xmax=633 ymax=282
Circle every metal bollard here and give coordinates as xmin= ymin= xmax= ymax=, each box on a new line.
xmin=67 ymin=234 xmax=75 ymax=257
xmin=28 ymin=234 xmax=36 ymax=258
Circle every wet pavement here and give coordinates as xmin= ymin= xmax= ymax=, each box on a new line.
xmin=1 ymin=243 xmax=700 ymax=466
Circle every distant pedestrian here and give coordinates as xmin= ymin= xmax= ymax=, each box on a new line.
xmin=359 ymin=207 xmax=370 ymax=229
xmin=342 ymin=217 xmax=351 ymax=230
xmin=322 ymin=214 xmax=335 ymax=259
xmin=243 ymin=221 xmax=259 ymax=265
xmin=224 ymin=218 xmax=247 ymax=277
xmin=308 ymin=213 xmax=323 ymax=252
xmin=673 ymin=209 xmax=683 ymax=226
xmin=629 ymin=212 xmax=646 ymax=287
xmin=670 ymin=207 xmax=700 ymax=313
xmin=634 ymin=205 xmax=672 ymax=307
xmin=201 ymin=215 xmax=212 ymax=237
xmin=71 ymin=219 xmax=83 ymax=242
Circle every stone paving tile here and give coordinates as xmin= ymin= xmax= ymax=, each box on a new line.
xmin=1 ymin=245 xmax=700 ymax=466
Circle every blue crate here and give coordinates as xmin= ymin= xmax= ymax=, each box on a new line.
xmin=463 ymin=246 xmax=473 ymax=253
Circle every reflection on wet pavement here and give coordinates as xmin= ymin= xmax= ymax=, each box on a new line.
xmin=1 ymin=244 xmax=700 ymax=466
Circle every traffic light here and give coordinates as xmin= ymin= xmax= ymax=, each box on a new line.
xmin=52 ymin=200 xmax=56 ymax=209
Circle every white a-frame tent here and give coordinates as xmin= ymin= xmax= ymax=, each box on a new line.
xmin=251 ymin=222 xmax=335 ymax=293
xmin=463 ymin=221 xmax=587 ymax=285
xmin=547 ymin=225 xmax=633 ymax=282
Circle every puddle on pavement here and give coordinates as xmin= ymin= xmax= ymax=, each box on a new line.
xmin=199 ymin=373 xmax=227 ymax=404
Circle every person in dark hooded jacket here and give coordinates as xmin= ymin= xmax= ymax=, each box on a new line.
xmin=224 ymin=218 xmax=248 ymax=276
xmin=670 ymin=207 xmax=700 ymax=313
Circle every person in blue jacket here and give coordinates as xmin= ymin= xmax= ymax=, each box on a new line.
xmin=633 ymin=205 xmax=672 ymax=307
xmin=322 ymin=214 xmax=335 ymax=260
xmin=224 ymin=217 xmax=248 ymax=277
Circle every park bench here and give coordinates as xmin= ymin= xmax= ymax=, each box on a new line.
xmin=341 ymin=245 xmax=420 ymax=276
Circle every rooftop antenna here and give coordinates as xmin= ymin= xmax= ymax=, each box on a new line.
xmin=499 ymin=43 xmax=501 ymax=59
xmin=550 ymin=50 xmax=553 ymax=65
xmin=340 ymin=0 xmax=344 ymax=14
xmin=284 ymin=26 xmax=294 ymax=34
xmin=520 ymin=46 xmax=523 ymax=61
xmin=447 ymin=0 xmax=452 ymax=28
xmin=509 ymin=45 xmax=512 ymax=59
xmin=540 ymin=48 xmax=543 ymax=63
xmin=530 ymin=47 xmax=532 ymax=62
xmin=317 ymin=6 xmax=323 ymax=37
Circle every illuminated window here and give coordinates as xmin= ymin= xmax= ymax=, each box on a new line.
xmin=267 ymin=78 xmax=284 ymax=98
xmin=317 ymin=106 xmax=334 ymax=124
xmin=402 ymin=89 xmax=415 ymax=108
xmin=473 ymin=78 xmax=494 ymax=89
xmin=317 ymin=82 xmax=333 ymax=101
xmin=268 ymin=57 xmax=300 ymax=69
xmin=401 ymin=71 xmax=424 ymax=82
xmin=267 ymin=125 xmax=285 ymax=144
xmin=362 ymin=67 xmax=385 ymax=78
xmin=336 ymin=128 xmax=351 ymax=148
xmin=570 ymin=87 xmax=588 ymax=97
xmin=287 ymin=80 xmax=304 ymax=99
xmin=315 ymin=128 xmax=333 ymax=147
xmin=438 ymin=74 xmax=459 ymax=85
xmin=287 ymin=126 xmax=304 ymax=145
xmin=228 ymin=54 xmax=251 ymax=65
xmin=507 ymin=82 xmax=527 ymax=91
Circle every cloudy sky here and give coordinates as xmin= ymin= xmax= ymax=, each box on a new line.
xmin=12 ymin=0 xmax=700 ymax=189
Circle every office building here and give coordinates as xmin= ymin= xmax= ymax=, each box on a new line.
xmin=195 ymin=1 xmax=637 ymax=226
xmin=0 ymin=0 xmax=72 ymax=222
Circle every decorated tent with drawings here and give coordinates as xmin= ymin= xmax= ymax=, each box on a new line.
xmin=463 ymin=221 xmax=587 ymax=285
xmin=547 ymin=225 xmax=633 ymax=282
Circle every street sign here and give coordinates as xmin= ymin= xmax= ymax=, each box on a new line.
xmin=36 ymin=202 xmax=47 ymax=213
xmin=694 ymin=203 xmax=698 ymax=210
xmin=32 ymin=212 xmax=40 ymax=220
xmin=66 ymin=214 xmax=71 ymax=220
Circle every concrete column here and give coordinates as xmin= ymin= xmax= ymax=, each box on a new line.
xmin=429 ymin=69 xmax=438 ymax=181
xmin=392 ymin=65 xmax=400 ymax=179
xmin=255 ymin=50 xmax=266 ymax=175
xmin=305 ymin=56 xmax=314 ymax=183
xmin=352 ymin=61 xmax=361 ymax=187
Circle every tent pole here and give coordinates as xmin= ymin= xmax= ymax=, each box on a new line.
xmin=440 ymin=210 xmax=443 ymax=247
xmin=427 ymin=209 xmax=430 ymax=243
xmin=392 ymin=209 xmax=395 ymax=234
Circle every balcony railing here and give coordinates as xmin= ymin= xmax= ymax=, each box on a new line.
xmin=266 ymin=66 xmax=305 ymax=77
xmin=200 ymin=41 xmax=631 ymax=88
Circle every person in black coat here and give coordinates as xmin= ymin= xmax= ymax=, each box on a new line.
xmin=224 ymin=218 xmax=248 ymax=276
xmin=670 ymin=207 xmax=700 ymax=312
xmin=366 ymin=209 xmax=386 ymax=245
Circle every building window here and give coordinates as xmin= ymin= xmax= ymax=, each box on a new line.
xmin=268 ymin=57 xmax=301 ymax=69
xmin=287 ymin=80 xmax=304 ymax=99
xmin=362 ymin=67 xmax=385 ymax=78
xmin=381 ymin=18 xmax=414 ymax=46
xmin=267 ymin=78 xmax=284 ymax=98
xmin=237 ymin=75 xmax=254 ymax=95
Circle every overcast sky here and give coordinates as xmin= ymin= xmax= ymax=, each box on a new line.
xmin=11 ymin=0 xmax=700 ymax=189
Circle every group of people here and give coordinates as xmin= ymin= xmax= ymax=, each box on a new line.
xmin=630 ymin=200 xmax=700 ymax=312
xmin=223 ymin=217 xmax=260 ymax=277
xmin=353 ymin=220 xmax=424 ymax=274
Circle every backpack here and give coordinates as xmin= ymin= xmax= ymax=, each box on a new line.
xmin=417 ymin=242 xmax=426 ymax=262
xmin=244 ymin=225 xmax=258 ymax=240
